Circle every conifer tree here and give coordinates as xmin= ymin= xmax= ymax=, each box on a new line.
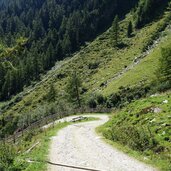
xmin=66 ymin=71 xmax=82 ymax=107
xmin=2 ymin=71 xmax=12 ymax=100
xmin=127 ymin=21 xmax=133 ymax=37
xmin=47 ymin=43 xmax=55 ymax=67
xmin=0 ymin=0 xmax=140 ymax=101
xmin=46 ymin=83 xmax=56 ymax=102
xmin=112 ymin=15 xmax=119 ymax=47
xmin=56 ymin=41 xmax=63 ymax=60
xmin=34 ymin=56 xmax=40 ymax=80
xmin=158 ymin=46 xmax=171 ymax=84
xmin=0 ymin=63 xmax=5 ymax=90
xmin=62 ymin=33 xmax=71 ymax=54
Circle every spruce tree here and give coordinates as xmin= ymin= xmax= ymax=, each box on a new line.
xmin=0 ymin=0 xmax=140 ymax=101
xmin=33 ymin=57 xmax=39 ymax=80
xmin=127 ymin=21 xmax=133 ymax=38
xmin=112 ymin=15 xmax=119 ymax=47
xmin=0 ymin=63 xmax=5 ymax=90
xmin=158 ymin=47 xmax=171 ymax=84
xmin=47 ymin=43 xmax=55 ymax=67
xmin=46 ymin=83 xmax=56 ymax=102
xmin=56 ymin=41 xmax=63 ymax=60
xmin=2 ymin=71 xmax=12 ymax=100
xmin=62 ymin=33 xmax=71 ymax=54
xmin=66 ymin=71 xmax=82 ymax=107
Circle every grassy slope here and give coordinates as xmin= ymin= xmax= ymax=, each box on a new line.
xmin=103 ymin=29 xmax=171 ymax=96
xmin=22 ymin=122 xmax=70 ymax=171
xmin=0 ymin=5 xmax=170 ymax=171
xmin=98 ymin=91 xmax=171 ymax=171
xmin=1 ymin=9 xmax=171 ymax=118
xmin=16 ymin=117 xmax=98 ymax=171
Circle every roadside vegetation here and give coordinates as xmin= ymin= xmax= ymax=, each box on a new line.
xmin=0 ymin=116 xmax=98 ymax=171
xmin=1 ymin=2 xmax=171 ymax=140
xmin=98 ymin=92 xmax=171 ymax=170
xmin=0 ymin=1 xmax=171 ymax=170
xmin=97 ymin=17 xmax=171 ymax=170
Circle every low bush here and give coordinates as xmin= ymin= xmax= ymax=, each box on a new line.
xmin=88 ymin=62 xmax=100 ymax=70
xmin=88 ymin=98 xmax=97 ymax=109
xmin=0 ymin=143 xmax=26 ymax=171
xmin=156 ymin=81 xmax=171 ymax=92
xmin=106 ymin=124 xmax=158 ymax=152
xmin=106 ymin=85 xmax=150 ymax=108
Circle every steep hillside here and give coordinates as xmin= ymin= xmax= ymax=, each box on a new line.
xmin=0 ymin=1 xmax=171 ymax=171
xmin=0 ymin=1 xmax=171 ymax=138
xmin=103 ymin=25 xmax=171 ymax=95
xmin=98 ymin=91 xmax=171 ymax=170
xmin=0 ymin=0 xmax=138 ymax=100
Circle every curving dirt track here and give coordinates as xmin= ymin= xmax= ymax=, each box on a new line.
xmin=48 ymin=114 xmax=157 ymax=171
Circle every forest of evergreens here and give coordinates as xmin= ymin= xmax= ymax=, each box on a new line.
xmin=0 ymin=0 xmax=139 ymax=101
xmin=0 ymin=0 xmax=171 ymax=170
xmin=0 ymin=0 xmax=168 ymax=101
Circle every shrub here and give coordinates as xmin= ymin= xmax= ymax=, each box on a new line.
xmin=88 ymin=98 xmax=97 ymax=108
xmin=0 ymin=144 xmax=16 ymax=171
xmin=106 ymin=85 xmax=151 ymax=109
xmin=23 ymin=131 xmax=35 ymax=142
xmin=103 ymin=124 xmax=159 ymax=152
xmin=88 ymin=62 xmax=100 ymax=69
xmin=108 ymin=93 xmax=121 ymax=107
xmin=156 ymin=81 xmax=171 ymax=92
xmin=96 ymin=94 xmax=106 ymax=105
xmin=0 ymin=143 xmax=27 ymax=171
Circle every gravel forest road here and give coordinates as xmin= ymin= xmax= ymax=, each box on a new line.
xmin=48 ymin=114 xmax=157 ymax=171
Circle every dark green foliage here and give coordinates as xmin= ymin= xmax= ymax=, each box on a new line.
xmin=46 ymin=84 xmax=56 ymax=102
xmin=158 ymin=47 xmax=171 ymax=84
xmin=1 ymin=70 xmax=12 ymax=99
xmin=135 ymin=0 xmax=169 ymax=28
xmin=88 ymin=98 xmax=97 ymax=109
xmin=0 ymin=144 xmax=16 ymax=171
xmin=112 ymin=15 xmax=119 ymax=47
xmin=155 ymin=45 xmax=171 ymax=92
xmin=88 ymin=62 xmax=100 ymax=70
xmin=87 ymin=94 xmax=106 ymax=109
xmin=104 ymin=124 xmax=158 ymax=152
xmin=127 ymin=21 xmax=133 ymax=37
xmin=106 ymin=86 xmax=150 ymax=108
xmin=155 ymin=81 xmax=171 ymax=93
xmin=0 ymin=0 xmax=138 ymax=101
xmin=62 ymin=34 xmax=71 ymax=55
xmin=108 ymin=93 xmax=121 ymax=107
xmin=0 ymin=114 xmax=19 ymax=139
xmin=86 ymin=86 xmax=150 ymax=109
xmin=66 ymin=71 xmax=82 ymax=107
xmin=0 ymin=98 xmax=73 ymax=137
xmin=96 ymin=94 xmax=106 ymax=105
xmin=0 ymin=143 xmax=26 ymax=171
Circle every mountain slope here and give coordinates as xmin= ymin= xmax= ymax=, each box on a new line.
xmin=99 ymin=91 xmax=171 ymax=170
xmin=0 ymin=1 xmax=171 ymax=171
xmin=103 ymin=24 xmax=171 ymax=95
xmin=0 ymin=0 xmax=138 ymax=100
xmin=0 ymin=2 xmax=171 ymax=138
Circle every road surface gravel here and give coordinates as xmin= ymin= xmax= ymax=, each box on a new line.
xmin=48 ymin=114 xmax=157 ymax=171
